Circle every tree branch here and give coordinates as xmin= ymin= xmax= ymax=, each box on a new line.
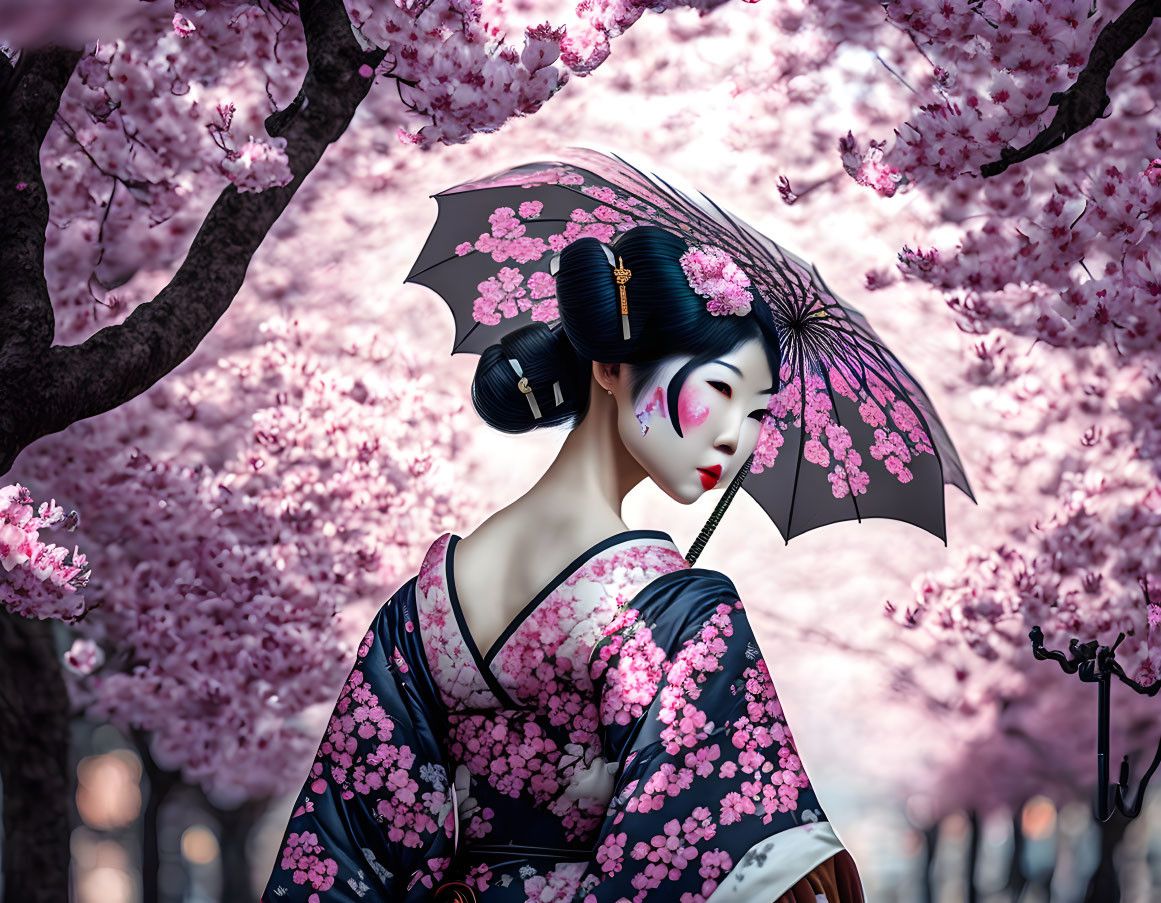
xmin=0 ymin=0 xmax=385 ymax=475
xmin=981 ymin=0 xmax=1161 ymax=178
xmin=0 ymin=47 xmax=83 ymax=356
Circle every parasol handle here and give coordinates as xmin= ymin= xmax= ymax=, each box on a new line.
xmin=685 ymin=452 xmax=753 ymax=566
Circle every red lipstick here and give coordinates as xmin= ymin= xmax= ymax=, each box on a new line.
xmin=697 ymin=465 xmax=722 ymax=489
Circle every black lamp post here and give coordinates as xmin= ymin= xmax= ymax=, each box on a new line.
xmin=1029 ymin=576 xmax=1161 ymax=821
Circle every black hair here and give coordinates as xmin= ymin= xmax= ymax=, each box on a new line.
xmin=471 ymin=225 xmax=782 ymax=435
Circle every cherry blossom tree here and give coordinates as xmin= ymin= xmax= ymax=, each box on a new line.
xmin=1 ymin=0 xmax=752 ymax=475
xmin=804 ymin=0 xmax=1161 ymax=898
xmin=11 ymin=309 xmax=491 ymax=901
xmin=2 ymin=0 xmax=771 ymax=899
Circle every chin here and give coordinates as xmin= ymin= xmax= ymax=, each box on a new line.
xmin=656 ymin=481 xmax=702 ymax=506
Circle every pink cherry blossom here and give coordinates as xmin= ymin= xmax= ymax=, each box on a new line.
xmin=0 ymin=484 xmax=90 ymax=622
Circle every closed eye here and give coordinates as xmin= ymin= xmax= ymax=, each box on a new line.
xmin=710 ymin=382 xmax=769 ymax=422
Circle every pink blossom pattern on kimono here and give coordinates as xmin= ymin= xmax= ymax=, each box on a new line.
xmin=259 ymin=530 xmax=854 ymax=903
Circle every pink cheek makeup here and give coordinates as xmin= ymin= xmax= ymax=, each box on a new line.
xmin=634 ymin=385 xmax=669 ymax=436
xmin=677 ymin=382 xmax=710 ymax=433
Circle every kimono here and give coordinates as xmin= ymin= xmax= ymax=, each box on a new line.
xmin=260 ymin=530 xmax=862 ymax=903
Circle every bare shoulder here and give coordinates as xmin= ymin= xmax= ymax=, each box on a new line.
xmin=457 ymin=508 xmax=629 ymax=596
xmin=454 ymin=514 xmax=522 ymax=597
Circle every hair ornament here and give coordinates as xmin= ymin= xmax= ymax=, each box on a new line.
xmin=679 ymin=244 xmax=754 ymax=317
xmin=508 ymin=357 xmax=562 ymax=420
xmin=549 ymin=244 xmax=631 ymax=340
xmin=612 ymin=254 xmax=631 ymax=340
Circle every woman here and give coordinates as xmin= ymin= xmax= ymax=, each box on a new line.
xmin=260 ymin=226 xmax=865 ymax=902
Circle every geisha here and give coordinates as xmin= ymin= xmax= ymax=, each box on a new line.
xmin=260 ymin=222 xmax=866 ymax=903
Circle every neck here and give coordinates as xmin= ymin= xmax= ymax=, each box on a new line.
xmin=518 ymin=380 xmax=648 ymax=532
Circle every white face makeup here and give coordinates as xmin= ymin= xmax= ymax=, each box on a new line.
xmin=608 ymin=338 xmax=776 ymax=505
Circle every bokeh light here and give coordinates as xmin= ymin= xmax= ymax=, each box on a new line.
xmin=1021 ymin=795 xmax=1057 ymax=841
xmin=72 ymin=832 xmax=134 ymax=903
xmin=78 ymin=867 xmax=134 ymax=903
xmin=182 ymin=824 xmax=221 ymax=865
xmin=905 ymin=792 xmax=934 ymax=827
xmin=76 ymin=749 xmax=142 ymax=830
xmin=940 ymin=810 xmax=968 ymax=840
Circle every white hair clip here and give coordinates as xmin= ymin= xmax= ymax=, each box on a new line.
xmin=509 ymin=357 xmax=563 ymax=419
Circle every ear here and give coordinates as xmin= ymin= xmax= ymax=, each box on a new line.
xmin=592 ymin=360 xmax=621 ymax=394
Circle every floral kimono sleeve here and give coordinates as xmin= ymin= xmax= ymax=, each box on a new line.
xmin=570 ymin=571 xmax=846 ymax=903
xmin=260 ymin=581 xmax=457 ymax=903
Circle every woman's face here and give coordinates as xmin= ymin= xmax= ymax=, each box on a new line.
xmin=606 ymin=338 xmax=776 ymax=505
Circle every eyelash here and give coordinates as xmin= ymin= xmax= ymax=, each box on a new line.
xmin=708 ymin=381 xmax=769 ymax=421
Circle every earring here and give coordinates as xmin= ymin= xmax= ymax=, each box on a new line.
xmin=607 ymin=390 xmax=613 ymax=395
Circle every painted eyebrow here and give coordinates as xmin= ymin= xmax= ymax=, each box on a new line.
xmin=709 ymin=359 xmax=776 ymax=395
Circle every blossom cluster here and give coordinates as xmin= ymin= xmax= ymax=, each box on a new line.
xmin=0 ymin=484 xmax=90 ymax=623
xmin=836 ymin=1 xmax=1160 ymax=360
xmin=218 ymin=136 xmax=294 ymax=195
xmin=679 ymin=245 xmax=755 ymax=317
xmin=346 ymin=0 xmax=752 ymax=148
xmin=13 ymin=312 xmax=485 ymax=805
xmin=43 ymin=4 xmax=308 ymax=318
xmin=35 ymin=0 xmax=735 ymax=330
xmin=801 ymin=0 xmax=1161 ymax=825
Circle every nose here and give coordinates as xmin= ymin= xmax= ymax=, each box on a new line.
xmin=713 ymin=410 xmax=745 ymax=457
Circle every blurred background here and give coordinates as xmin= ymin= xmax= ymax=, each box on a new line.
xmin=36 ymin=719 xmax=1161 ymax=900
xmin=52 ymin=719 xmax=1161 ymax=902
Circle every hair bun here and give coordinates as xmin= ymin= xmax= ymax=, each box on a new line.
xmin=469 ymin=225 xmax=779 ymax=437
xmin=471 ymin=322 xmax=591 ymax=434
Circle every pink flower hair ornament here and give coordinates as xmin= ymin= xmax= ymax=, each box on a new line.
xmin=679 ymin=245 xmax=754 ymax=317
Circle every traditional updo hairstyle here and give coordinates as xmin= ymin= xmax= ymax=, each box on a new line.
xmin=471 ymin=225 xmax=782 ymax=435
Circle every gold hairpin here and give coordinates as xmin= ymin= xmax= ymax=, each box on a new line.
xmin=613 ymin=255 xmax=632 ymax=340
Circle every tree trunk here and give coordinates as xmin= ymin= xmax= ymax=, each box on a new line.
xmin=1081 ymin=806 xmax=1132 ymax=903
xmin=213 ymin=797 xmax=269 ymax=903
xmin=0 ymin=611 xmax=70 ymax=903
xmin=1007 ymin=802 xmax=1029 ymax=899
xmin=965 ymin=808 xmax=980 ymax=903
xmin=1036 ymin=819 xmax=1057 ymax=902
xmin=131 ymin=730 xmax=180 ymax=903
xmin=0 ymin=1 xmax=386 ymax=478
xmin=920 ymin=819 xmax=939 ymax=903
